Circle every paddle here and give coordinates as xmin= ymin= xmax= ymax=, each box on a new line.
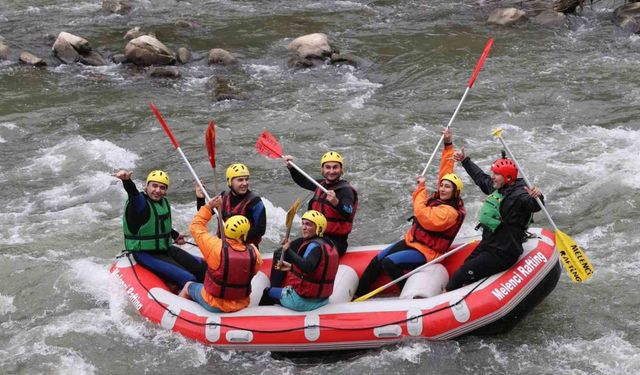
xmin=205 ymin=119 xmax=220 ymax=195
xmin=354 ymin=239 xmax=479 ymax=302
xmin=255 ymin=130 xmax=329 ymax=193
xmin=491 ymin=128 xmax=594 ymax=282
xmin=278 ymin=197 xmax=302 ymax=263
xmin=421 ymin=38 xmax=494 ymax=176
xmin=149 ymin=102 xmax=225 ymax=240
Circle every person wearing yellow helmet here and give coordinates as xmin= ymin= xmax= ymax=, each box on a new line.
xmin=282 ymin=151 xmax=358 ymax=256
xmin=196 ymin=163 xmax=266 ymax=247
xmin=259 ymin=210 xmax=339 ymax=311
xmin=355 ymin=128 xmax=467 ymax=298
xmin=114 ymin=169 xmax=207 ymax=290
xmin=179 ymin=197 xmax=262 ymax=313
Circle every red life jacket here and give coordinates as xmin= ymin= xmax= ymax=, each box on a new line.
xmin=203 ymin=241 xmax=257 ymax=299
xmin=409 ymin=195 xmax=466 ymax=254
xmin=285 ymin=238 xmax=339 ymax=299
xmin=308 ymin=180 xmax=358 ymax=237
xmin=220 ymin=190 xmax=262 ymax=245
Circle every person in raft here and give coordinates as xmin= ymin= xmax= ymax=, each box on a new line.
xmin=115 ymin=169 xmax=206 ymax=290
xmin=445 ymin=148 xmax=543 ymax=291
xmin=196 ymin=163 xmax=266 ymax=247
xmin=179 ymin=196 xmax=262 ymax=313
xmin=283 ymin=151 xmax=358 ymax=256
xmin=354 ymin=128 xmax=466 ymax=298
xmin=260 ymin=210 xmax=339 ymax=311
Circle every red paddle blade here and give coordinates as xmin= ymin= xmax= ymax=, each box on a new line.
xmin=255 ymin=130 xmax=283 ymax=159
xmin=205 ymin=119 xmax=216 ymax=169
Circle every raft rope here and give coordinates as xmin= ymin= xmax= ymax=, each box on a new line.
xmin=121 ymin=251 xmax=488 ymax=334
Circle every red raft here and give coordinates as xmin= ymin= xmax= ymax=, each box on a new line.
xmin=110 ymin=227 xmax=560 ymax=352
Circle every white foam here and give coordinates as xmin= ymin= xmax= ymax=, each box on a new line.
xmin=55 ymin=355 xmax=97 ymax=375
xmin=0 ymin=136 xmax=5 ymax=143
xmin=0 ymin=294 xmax=16 ymax=315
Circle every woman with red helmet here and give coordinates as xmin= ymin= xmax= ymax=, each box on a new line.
xmin=445 ymin=148 xmax=543 ymax=291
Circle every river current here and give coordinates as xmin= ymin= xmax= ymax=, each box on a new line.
xmin=0 ymin=1 xmax=639 ymax=374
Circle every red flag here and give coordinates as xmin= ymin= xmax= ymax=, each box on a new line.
xmin=205 ymin=120 xmax=216 ymax=168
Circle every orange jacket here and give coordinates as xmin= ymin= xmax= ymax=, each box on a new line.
xmin=404 ymin=143 xmax=462 ymax=261
xmin=190 ymin=205 xmax=263 ymax=312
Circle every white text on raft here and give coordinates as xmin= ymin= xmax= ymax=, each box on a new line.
xmin=491 ymin=252 xmax=548 ymax=301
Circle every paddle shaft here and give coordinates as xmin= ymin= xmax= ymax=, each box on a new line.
xmin=355 ymin=240 xmax=476 ymax=302
xmin=286 ymin=159 xmax=329 ymax=194
xmin=495 ymin=136 xmax=558 ymax=232
xmin=421 ymin=38 xmax=494 ymax=177
xmin=150 ymin=103 xmax=224 ymax=240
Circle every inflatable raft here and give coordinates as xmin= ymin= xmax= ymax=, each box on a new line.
xmin=110 ymin=227 xmax=560 ymax=351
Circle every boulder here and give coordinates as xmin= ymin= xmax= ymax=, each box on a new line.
xmin=124 ymin=27 xmax=144 ymax=40
xmin=19 ymin=52 xmax=46 ymax=67
xmin=207 ymin=48 xmax=237 ymax=65
xmin=532 ymin=10 xmax=567 ymax=27
xmin=177 ymin=47 xmax=192 ymax=64
xmin=112 ymin=53 xmax=127 ymax=64
xmin=287 ymin=33 xmax=332 ymax=59
xmin=148 ymin=66 xmax=181 ymax=78
xmin=124 ymin=35 xmax=176 ymax=66
xmin=79 ymin=51 xmax=107 ymax=66
xmin=102 ymin=0 xmax=132 ymax=15
xmin=330 ymin=52 xmax=358 ymax=67
xmin=52 ymin=32 xmax=103 ymax=65
xmin=205 ymin=75 xmax=249 ymax=101
xmin=488 ymin=8 xmax=528 ymax=26
xmin=553 ymin=0 xmax=584 ymax=14
xmin=613 ymin=3 xmax=640 ymax=34
xmin=0 ymin=39 xmax=10 ymax=60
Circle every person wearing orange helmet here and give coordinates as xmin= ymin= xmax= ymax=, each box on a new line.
xmin=445 ymin=147 xmax=543 ymax=291
xmin=355 ymin=128 xmax=466 ymax=298
xmin=179 ymin=198 xmax=262 ymax=313
xmin=283 ymin=151 xmax=358 ymax=256
xmin=114 ymin=169 xmax=206 ymax=290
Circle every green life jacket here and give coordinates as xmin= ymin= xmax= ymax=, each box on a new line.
xmin=123 ymin=195 xmax=172 ymax=251
xmin=477 ymin=190 xmax=503 ymax=232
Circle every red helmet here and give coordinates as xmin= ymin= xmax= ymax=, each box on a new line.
xmin=491 ymin=158 xmax=517 ymax=184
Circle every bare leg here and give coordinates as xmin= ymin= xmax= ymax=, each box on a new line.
xmin=179 ymin=281 xmax=192 ymax=299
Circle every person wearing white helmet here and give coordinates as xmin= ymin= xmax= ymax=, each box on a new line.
xmin=260 ymin=210 xmax=339 ymax=311
xmin=196 ymin=163 xmax=266 ymax=247
xmin=179 ymin=196 xmax=262 ymax=313
xmin=115 ymin=169 xmax=206 ymax=290
xmin=355 ymin=128 xmax=466 ymax=298
xmin=283 ymin=151 xmax=358 ymax=256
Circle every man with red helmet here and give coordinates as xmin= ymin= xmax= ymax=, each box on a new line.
xmin=445 ymin=149 xmax=543 ymax=291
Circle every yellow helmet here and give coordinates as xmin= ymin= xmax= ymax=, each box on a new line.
xmin=301 ymin=210 xmax=327 ymax=237
xmin=146 ymin=170 xmax=170 ymax=187
xmin=320 ymin=151 xmax=344 ymax=168
xmin=441 ymin=173 xmax=463 ymax=194
xmin=226 ymin=163 xmax=250 ymax=186
xmin=223 ymin=215 xmax=250 ymax=241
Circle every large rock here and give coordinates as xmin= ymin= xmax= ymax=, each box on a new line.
xmin=52 ymin=32 xmax=106 ymax=65
xmin=148 ymin=66 xmax=180 ymax=78
xmin=124 ymin=35 xmax=176 ymax=66
xmin=102 ymin=0 xmax=132 ymax=15
xmin=488 ymin=8 xmax=528 ymax=26
xmin=613 ymin=3 xmax=640 ymax=34
xmin=19 ymin=52 xmax=46 ymax=67
xmin=207 ymin=48 xmax=237 ymax=65
xmin=205 ymin=75 xmax=249 ymax=101
xmin=0 ymin=39 xmax=10 ymax=60
xmin=287 ymin=33 xmax=332 ymax=59
xmin=532 ymin=10 xmax=567 ymax=27
xmin=124 ymin=27 xmax=144 ymax=40
xmin=177 ymin=47 xmax=192 ymax=64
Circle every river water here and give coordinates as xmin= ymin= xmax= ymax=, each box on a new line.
xmin=1 ymin=0 xmax=639 ymax=374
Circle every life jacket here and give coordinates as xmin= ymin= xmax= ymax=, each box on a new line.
xmin=477 ymin=191 xmax=503 ymax=232
xmin=409 ymin=195 xmax=466 ymax=254
xmin=220 ymin=190 xmax=262 ymax=245
xmin=203 ymin=241 xmax=257 ymax=299
xmin=286 ymin=238 xmax=339 ymax=299
xmin=309 ymin=180 xmax=358 ymax=237
xmin=123 ymin=195 xmax=172 ymax=251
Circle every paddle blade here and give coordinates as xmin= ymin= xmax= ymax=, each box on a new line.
xmin=149 ymin=102 xmax=180 ymax=149
xmin=205 ymin=119 xmax=216 ymax=169
xmin=468 ymin=37 xmax=494 ymax=88
xmin=285 ymin=197 xmax=302 ymax=229
xmin=255 ymin=130 xmax=283 ymax=159
xmin=555 ymin=230 xmax=594 ymax=283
